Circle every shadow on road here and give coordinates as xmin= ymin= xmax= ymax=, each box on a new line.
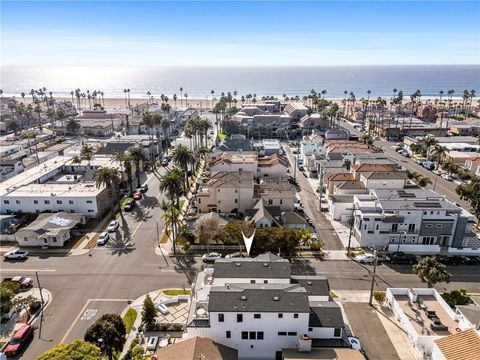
xmin=290 ymin=258 xmax=316 ymax=275
xmin=171 ymin=256 xmax=198 ymax=284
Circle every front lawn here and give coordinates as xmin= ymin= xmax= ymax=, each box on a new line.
xmin=123 ymin=308 xmax=137 ymax=334
xmin=163 ymin=289 xmax=191 ymax=296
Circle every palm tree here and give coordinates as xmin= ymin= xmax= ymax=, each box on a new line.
xmin=173 ymin=94 xmax=177 ymax=107
xmin=160 ymin=199 xmax=181 ymax=254
xmin=128 ymin=146 xmax=146 ymax=188
xmin=21 ymin=92 xmax=26 ymax=104
xmin=33 ymin=103 xmax=43 ymax=131
xmin=173 ymin=145 xmax=195 ymax=187
xmin=21 ymin=131 xmax=40 ymax=165
xmin=431 ymin=144 xmax=449 ymax=169
xmin=179 ymin=87 xmax=183 ymax=107
xmin=184 ymin=93 xmax=188 ymax=107
xmin=80 ymin=144 xmax=94 ymax=165
xmin=65 ymin=118 xmax=81 ymax=136
xmin=72 ymin=155 xmax=82 ymax=165
xmin=93 ymin=167 xmax=121 ymax=214
xmin=159 ymin=166 xmax=184 ymax=207
xmin=114 ymin=151 xmax=134 ymax=195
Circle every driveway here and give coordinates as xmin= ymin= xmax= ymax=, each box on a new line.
xmin=343 ymin=302 xmax=400 ymax=360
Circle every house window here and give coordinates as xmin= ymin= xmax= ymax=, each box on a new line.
xmin=254 ymin=314 xmax=261 ymax=319
xmin=249 ymin=332 xmax=256 ymax=340
xmin=294 ymin=314 xmax=299 ymax=319
xmin=69 ymin=200 xmax=74 ymax=205
xmin=280 ymin=199 xmax=283 ymax=205
xmin=287 ymin=332 xmax=297 ymax=336
xmin=57 ymin=200 xmax=63 ymax=204
xmin=86 ymin=200 xmax=93 ymax=204
xmin=334 ymin=328 xmax=342 ymax=337
xmin=257 ymin=332 xmax=264 ymax=340
xmin=44 ymin=200 xmax=50 ymax=204
xmin=34 ymin=200 xmax=38 ymax=204
xmin=375 ymin=224 xmax=379 ymax=231
xmin=235 ymin=199 xmax=238 ymax=203
xmin=241 ymin=332 xmax=248 ymax=339
xmin=52 ymin=237 xmax=57 ymax=242
xmin=278 ymin=332 xmax=287 ymax=336
xmin=226 ymin=331 xmax=231 ymax=339
xmin=264 ymin=280 xmax=268 ymax=284
xmin=391 ymin=224 xmax=398 ymax=232
xmin=237 ymin=314 xmax=243 ymax=322
xmin=436 ymin=224 xmax=442 ymax=228
xmin=15 ymin=200 xmax=20 ymax=204
xmin=278 ymin=313 xmax=283 ymax=318
xmin=426 ymin=224 xmax=433 ymax=228
xmin=408 ymin=224 xmax=415 ymax=233
xmin=88 ymin=210 xmax=94 ymax=213
xmin=250 ymin=280 xmax=256 ymax=284
xmin=24 ymin=237 xmax=28 ymax=241
xmin=218 ymin=313 xmax=224 ymax=322
xmin=268 ymin=199 xmax=273 ymax=205
xmin=308 ymin=327 xmax=313 ymax=331
xmin=3 ymin=200 xmax=9 ymax=204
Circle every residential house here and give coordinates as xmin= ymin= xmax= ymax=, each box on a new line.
xmin=195 ymin=172 xmax=255 ymax=214
xmin=300 ymin=134 xmax=326 ymax=172
xmin=244 ymin=199 xmax=306 ymax=229
xmin=431 ymin=329 xmax=480 ymax=360
xmin=443 ymin=151 xmax=479 ymax=165
xmin=448 ymin=124 xmax=480 ymax=136
xmin=352 ymin=189 xmax=478 ymax=254
xmin=185 ymin=253 xmax=347 ymax=360
xmin=216 ymin=138 xmax=254 ymax=152
xmin=254 ymin=179 xmax=295 ymax=211
xmin=0 ymin=145 xmax=26 ymax=181
xmin=257 ymin=154 xmax=288 ymax=178
xmin=14 ymin=212 xmax=86 ymax=247
xmin=254 ymin=139 xmax=283 ymax=156
xmin=155 ymin=336 xmax=238 ymax=360
xmin=454 ymin=305 xmax=480 ymax=332
xmin=299 ymin=114 xmax=330 ymax=131
xmin=387 ymin=288 xmax=479 ymax=359
xmin=464 ymin=158 xmax=480 ymax=177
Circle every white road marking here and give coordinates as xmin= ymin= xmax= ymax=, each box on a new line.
xmin=80 ymin=309 xmax=97 ymax=321
xmin=61 ymin=298 xmax=129 ymax=344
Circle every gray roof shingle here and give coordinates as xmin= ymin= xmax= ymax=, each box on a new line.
xmin=290 ymin=276 xmax=330 ymax=297
xmin=309 ymin=301 xmax=344 ymax=328
xmin=213 ymin=252 xmax=291 ymax=279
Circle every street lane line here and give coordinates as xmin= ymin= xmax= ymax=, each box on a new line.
xmin=1 ymin=268 xmax=56 ymax=272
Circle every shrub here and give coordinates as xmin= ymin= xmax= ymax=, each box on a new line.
xmin=310 ymin=240 xmax=323 ymax=251
xmin=159 ymin=323 xmax=169 ymax=331
xmin=29 ymin=300 xmax=42 ymax=314
xmin=141 ymin=295 xmax=158 ymax=331
xmin=373 ymin=291 xmax=386 ymax=305
xmin=171 ymin=323 xmax=183 ymax=331
xmin=442 ymin=289 xmax=471 ymax=307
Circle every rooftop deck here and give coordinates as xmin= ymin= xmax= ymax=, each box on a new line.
xmin=394 ymin=295 xmax=457 ymax=336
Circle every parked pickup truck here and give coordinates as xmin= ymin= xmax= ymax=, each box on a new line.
xmin=3 ymin=249 xmax=28 ymax=260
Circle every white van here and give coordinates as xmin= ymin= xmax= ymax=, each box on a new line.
xmin=147 ymin=336 xmax=159 ymax=351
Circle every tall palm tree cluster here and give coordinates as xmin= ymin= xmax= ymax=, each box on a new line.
xmin=113 ymin=146 xmax=146 ymax=195
xmin=73 ymin=89 xmax=105 ymax=110
xmin=183 ymin=116 xmax=213 ymax=151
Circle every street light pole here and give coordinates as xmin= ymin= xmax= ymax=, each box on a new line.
xmin=368 ymin=247 xmax=378 ymax=307
xmin=347 ymin=204 xmax=355 ymax=256
xmin=35 ymin=271 xmax=45 ymax=338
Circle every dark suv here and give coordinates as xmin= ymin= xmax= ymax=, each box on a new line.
xmin=124 ymin=199 xmax=135 ymax=211
xmin=435 ymin=255 xmax=465 ymax=266
xmin=387 ymin=252 xmax=417 ymax=264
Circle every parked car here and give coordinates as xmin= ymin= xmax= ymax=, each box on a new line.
xmin=161 ymin=158 xmax=169 ymax=166
xmin=422 ymin=161 xmax=435 ymax=170
xmin=124 ymin=199 xmax=135 ymax=211
xmin=464 ymin=256 xmax=480 ymax=265
xmin=348 ymin=336 xmax=362 ymax=350
xmin=435 ymin=255 xmax=464 ymax=265
xmin=400 ymin=151 xmax=410 ymax=158
xmin=225 ymin=252 xmax=243 ymax=259
xmin=3 ymin=324 xmax=34 ymax=357
xmin=133 ymin=192 xmax=143 ymax=200
xmin=97 ymin=232 xmax=109 ymax=246
xmin=202 ymin=252 xmax=222 ymax=263
xmin=3 ymin=249 xmax=28 ymax=260
xmin=139 ymin=184 xmax=149 ymax=193
xmin=441 ymin=174 xmax=454 ymax=181
xmin=354 ymin=253 xmax=375 ymax=264
xmin=107 ymin=220 xmax=119 ymax=233
xmin=432 ymin=169 xmax=442 ymax=176
xmin=293 ymin=203 xmax=305 ymax=213
xmin=386 ymin=252 xmax=417 ymax=264
xmin=3 ymin=276 xmax=33 ymax=288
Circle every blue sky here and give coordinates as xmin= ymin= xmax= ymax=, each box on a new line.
xmin=2 ymin=1 xmax=479 ymax=66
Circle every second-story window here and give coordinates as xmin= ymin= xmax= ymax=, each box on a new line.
xmin=237 ymin=314 xmax=243 ymax=322
xmin=218 ymin=313 xmax=224 ymax=322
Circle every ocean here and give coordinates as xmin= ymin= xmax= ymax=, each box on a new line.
xmin=1 ymin=65 xmax=478 ymax=100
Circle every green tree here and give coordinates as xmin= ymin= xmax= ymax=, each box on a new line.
xmin=431 ymin=144 xmax=449 ymax=169
xmin=38 ymin=340 xmax=103 ymax=360
xmin=160 ymin=199 xmax=181 ymax=254
xmin=0 ymin=281 xmax=21 ymax=316
xmin=80 ymin=144 xmax=94 ymax=165
xmin=114 ymin=151 xmax=134 ymax=195
xmin=412 ymin=257 xmax=451 ymax=288
xmin=173 ymin=144 xmax=195 ymax=187
xmin=442 ymin=289 xmax=471 ymax=307
xmin=65 ymin=118 xmax=81 ymax=135
xmin=84 ymin=313 xmax=126 ymax=360
xmin=141 ymin=294 xmax=158 ymax=330
xmin=456 ymin=176 xmax=480 ymax=228
xmin=195 ymin=218 xmax=221 ymax=252
xmin=93 ymin=167 xmax=121 ymax=214
xmin=159 ymin=167 xmax=184 ymax=207
xmin=128 ymin=146 xmax=146 ymax=188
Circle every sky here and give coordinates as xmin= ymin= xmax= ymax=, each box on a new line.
xmin=1 ymin=1 xmax=479 ymax=66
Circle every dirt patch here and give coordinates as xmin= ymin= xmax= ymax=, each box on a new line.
xmin=84 ymin=233 xmax=100 ymax=250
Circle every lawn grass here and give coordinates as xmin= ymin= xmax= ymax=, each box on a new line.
xmin=217 ymin=131 xmax=227 ymax=141
xmin=123 ymin=308 xmax=137 ymax=334
xmin=329 ymin=291 xmax=338 ymax=298
xmin=163 ymin=289 xmax=191 ymax=296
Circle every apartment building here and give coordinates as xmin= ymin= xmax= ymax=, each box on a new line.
xmin=352 ymin=189 xmax=478 ymax=254
xmin=0 ymin=156 xmax=118 ymax=218
xmin=186 ymin=253 xmax=347 ymax=360
xmin=195 ymin=171 xmax=255 ymax=214
xmin=284 ymin=103 xmax=309 ymax=121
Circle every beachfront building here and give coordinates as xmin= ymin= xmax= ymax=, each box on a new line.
xmin=284 ymin=103 xmax=309 ymax=121
xmin=0 ymin=156 xmax=119 ymax=218
xmin=185 ymin=253 xmax=348 ymax=360
xmin=352 ymin=189 xmax=479 ymax=254
xmin=386 ymin=288 xmax=480 ymax=359
xmin=299 ymin=114 xmax=330 ymax=132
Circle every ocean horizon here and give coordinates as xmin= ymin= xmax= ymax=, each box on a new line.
xmin=1 ymin=65 xmax=478 ymax=100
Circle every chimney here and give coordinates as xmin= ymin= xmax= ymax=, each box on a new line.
xmin=298 ymin=335 xmax=312 ymax=352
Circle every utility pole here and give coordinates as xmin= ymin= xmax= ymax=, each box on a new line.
xmin=347 ymin=204 xmax=355 ymax=256
xmin=35 ymin=271 xmax=45 ymax=338
xmin=368 ymin=248 xmax=378 ymax=307
xmin=317 ymin=168 xmax=325 ymax=212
